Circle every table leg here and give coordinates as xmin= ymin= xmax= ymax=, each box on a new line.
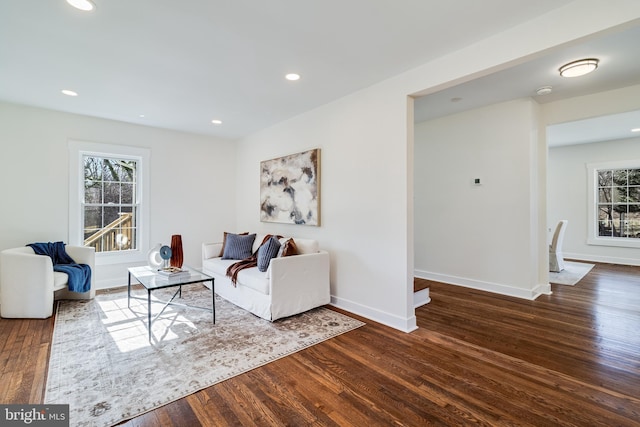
xmin=127 ymin=271 xmax=131 ymax=308
xmin=148 ymin=289 xmax=152 ymax=342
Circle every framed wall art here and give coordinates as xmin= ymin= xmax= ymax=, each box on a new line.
xmin=260 ymin=148 xmax=320 ymax=226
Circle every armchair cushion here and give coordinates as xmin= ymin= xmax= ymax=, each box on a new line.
xmin=27 ymin=241 xmax=91 ymax=292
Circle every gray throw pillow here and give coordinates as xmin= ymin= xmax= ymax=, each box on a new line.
xmin=222 ymin=233 xmax=256 ymax=260
xmin=257 ymin=236 xmax=281 ymax=272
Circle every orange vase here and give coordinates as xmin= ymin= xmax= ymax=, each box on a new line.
xmin=170 ymin=234 xmax=183 ymax=268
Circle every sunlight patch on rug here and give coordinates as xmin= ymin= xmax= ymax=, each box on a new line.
xmin=45 ymin=284 xmax=364 ymax=427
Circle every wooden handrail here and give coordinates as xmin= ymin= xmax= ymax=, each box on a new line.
xmin=84 ymin=212 xmax=133 ymax=252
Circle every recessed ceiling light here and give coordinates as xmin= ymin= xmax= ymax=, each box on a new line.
xmin=632 ymin=128 xmax=640 ymax=132
xmin=285 ymin=73 xmax=300 ymax=81
xmin=66 ymin=0 xmax=95 ymax=11
xmin=211 ymin=119 xmax=222 ymax=125
xmin=536 ymin=86 xmax=553 ymax=96
xmin=139 ymin=114 xmax=145 ymax=118
xmin=559 ymin=58 xmax=599 ymax=78
xmin=61 ymin=89 xmax=78 ymax=97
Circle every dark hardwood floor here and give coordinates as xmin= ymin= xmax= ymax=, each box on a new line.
xmin=1 ymin=262 xmax=639 ymax=426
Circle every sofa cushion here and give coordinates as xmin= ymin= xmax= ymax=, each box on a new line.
xmin=202 ymin=258 xmax=270 ymax=295
xmin=203 ymin=258 xmax=237 ymax=276
xmin=237 ymin=267 xmax=271 ymax=294
xmin=293 ymin=238 xmax=319 ymax=254
xmin=221 ymin=231 xmax=248 ymax=256
xmin=257 ymin=236 xmax=280 ymax=272
xmin=222 ymin=233 xmax=256 ymax=260
xmin=277 ymin=238 xmax=299 ymax=257
xmin=252 ymin=234 xmax=265 ymax=254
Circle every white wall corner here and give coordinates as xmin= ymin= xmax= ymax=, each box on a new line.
xmin=330 ymin=295 xmax=418 ymax=333
xmin=533 ymin=283 xmax=552 ymax=298
xmin=414 ymin=288 xmax=431 ymax=308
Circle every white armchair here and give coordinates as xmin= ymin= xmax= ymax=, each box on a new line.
xmin=0 ymin=245 xmax=95 ymax=319
xmin=549 ymin=220 xmax=568 ymax=273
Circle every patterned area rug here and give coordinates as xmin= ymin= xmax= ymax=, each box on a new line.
xmin=549 ymin=261 xmax=595 ymax=285
xmin=45 ymin=284 xmax=364 ymax=427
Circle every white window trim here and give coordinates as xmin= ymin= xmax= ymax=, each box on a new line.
xmin=69 ymin=140 xmax=151 ymax=265
xmin=586 ymin=159 xmax=640 ymax=249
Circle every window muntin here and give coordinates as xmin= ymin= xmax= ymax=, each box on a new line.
xmin=588 ymin=166 xmax=640 ymax=247
xmin=596 ymin=167 xmax=640 ymax=240
xmin=83 ymin=156 xmax=139 ymax=252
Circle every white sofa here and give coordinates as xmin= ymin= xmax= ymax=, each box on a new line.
xmin=0 ymin=245 xmax=95 ymax=318
xmin=201 ymin=234 xmax=330 ymax=321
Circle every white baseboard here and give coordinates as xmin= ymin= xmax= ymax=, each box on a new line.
xmin=330 ymin=295 xmax=418 ymax=333
xmin=414 ymin=270 xmax=551 ymax=300
xmin=564 ymin=252 xmax=640 ymax=266
xmin=95 ymin=278 xmax=128 ymax=290
xmin=414 ymin=288 xmax=431 ymax=308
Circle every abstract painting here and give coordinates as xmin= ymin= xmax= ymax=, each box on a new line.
xmin=260 ymin=149 xmax=320 ymax=226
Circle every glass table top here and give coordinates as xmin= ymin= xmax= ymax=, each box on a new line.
xmin=128 ymin=265 xmax=213 ymax=290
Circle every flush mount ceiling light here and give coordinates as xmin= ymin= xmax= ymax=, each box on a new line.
xmin=632 ymin=128 xmax=640 ymax=132
xmin=536 ymin=86 xmax=553 ymax=96
xmin=559 ymin=58 xmax=599 ymax=77
xmin=285 ymin=73 xmax=300 ymax=81
xmin=211 ymin=119 xmax=222 ymax=125
xmin=66 ymin=0 xmax=95 ymax=11
xmin=61 ymin=89 xmax=78 ymax=96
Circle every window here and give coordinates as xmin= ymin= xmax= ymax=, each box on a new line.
xmin=587 ymin=161 xmax=640 ymax=248
xmin=69 ymin=141 xmax=150 ymax=265
xmin=83 ymin=156 xmax=138 ymax=253
xmin=597 ymin=168 xmax=640 ymax=238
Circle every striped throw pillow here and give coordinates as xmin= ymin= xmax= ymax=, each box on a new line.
xmin=257 ymin=236 xmax=281 ymax=272
xmin=222 ymin=233 xmax=256 ymax=260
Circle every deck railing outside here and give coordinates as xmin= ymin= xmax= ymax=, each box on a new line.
xmin=84 ymin=212 xmax=134 ymax=252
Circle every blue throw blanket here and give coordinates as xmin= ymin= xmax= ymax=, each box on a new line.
xmin=27 ymin=242 xmax=92 ymax=293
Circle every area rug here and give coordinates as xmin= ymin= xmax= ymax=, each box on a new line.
xmin=45 ymin=284 xmax=364 ymax=427
xmin=549 ymin=261 xmax=595 ymax=285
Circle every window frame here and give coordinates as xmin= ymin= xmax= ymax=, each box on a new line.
xmin=587 ymin=159 xmax=640 ymax=249
xmin=69 ymin=140 xmax=150 ymax=265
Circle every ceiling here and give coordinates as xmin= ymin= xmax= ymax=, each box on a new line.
xmin=0 ymin=0 xmax=576 ymax=140
xmin=413 ymin=23 xmax=640 ymax=146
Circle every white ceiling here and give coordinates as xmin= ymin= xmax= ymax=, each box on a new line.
xmin=0 ymin=0 xmax=575 ymax=140
xmin=547 ymin=110 xmax=640 ymax=147
xmin=413 ymin=24 xmax=640 ymax=146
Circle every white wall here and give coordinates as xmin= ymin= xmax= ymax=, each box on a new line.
xmin=414 ymin=99 xmax=548 ymax=298
xmin=233 ymin=1 xmax=640 ymax=331
xmin=235 ymin=86 xmax=416 ymax=331
xmin=542 ymin=84 xmax=640 ymax=128
xmin=0 ymin=102 xmax=237 ymax=288
xmin=548 ymin=137 xmax=640 ymax=265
